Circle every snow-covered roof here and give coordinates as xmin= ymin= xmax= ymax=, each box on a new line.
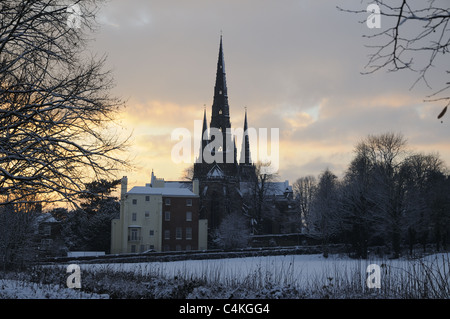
xmin=239 ymin=180 xmax=293 ymax=197
xmin=266 ymin=181 xmax=293 ymax=196
xmin=35 ymin=213 xmax=58 ymax=223
xmin=128 ymin=186 xmax=198 ymax=197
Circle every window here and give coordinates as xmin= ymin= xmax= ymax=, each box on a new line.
xmin=131 ymin=245 xmax=136 ymax=253
xmin=176 ymin=245 xmax=181 ymax=251
xmin=186 ymin=227 xmax=192 ymax=240
xmin=186 ymin=211 xmax=192 ymax=221
xmin=165 ymin=211 xmax=170 ymax=221
xmin=176 ymin=227 xmax=182 ymax=240
xmin=165 ymin=198 xmax=171 ymax=206
xmin=132 ymin=199 xmax=137 ymax=205
xmin=130 ymin=228 xmax=138 ymax=241
xmin=132 ymin=213 xmax=137 ymax=221
xmin=186 ymin=199 xmax=192 ymax=206
xmin=164 ymin=245 xmax=170 ymax=252
xmin=145 ymin=211 xmax=150 ymax=218
xmin=186 ymin=245 xmax=191 ymax=251
xmin=140 ymin=245 xmax=145 ymax=253
xmin=145 ymin=195 xmax=150 ymax=202
xmin=149 ymin=245 xmax=154 ymax=250
xmin=164 ymin=230 xmax=170 ymax=240
xmin=149 ymin=230 xmax=154 ymax=236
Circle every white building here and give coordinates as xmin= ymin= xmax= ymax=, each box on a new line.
xmin=111 ymin=173 xmax=207 ymax=254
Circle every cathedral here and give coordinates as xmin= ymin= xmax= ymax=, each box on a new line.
xmin=193 ymin=36 xmax=257 ymax=234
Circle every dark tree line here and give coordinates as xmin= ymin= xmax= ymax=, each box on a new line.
xmin=0 ymin=178 xmax=120 ymax=269
xmin=295 ymin=132 xmax=450 ymax=259
xmin=49 ymin=178 xmax=121 ymax=253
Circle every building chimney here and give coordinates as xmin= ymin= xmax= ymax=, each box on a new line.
xmin=193 ymin=179 xmax=199 ymax=195
xmin=121 ymin=176 xmax=128 ymax=200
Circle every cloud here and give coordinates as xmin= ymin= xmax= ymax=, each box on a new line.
xmin=89 ymin=0 xmax=450 ymax=186
xmin=123 ymin=99 xmax=203 ymax=130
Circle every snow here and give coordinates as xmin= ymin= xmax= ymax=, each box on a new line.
xmin=77 ymin=253 xmax=424 ymax=288
xmin=0 ymin=279 xmax=108 ymax=299
xmin=128 ymin=186 xmax=197 ymax=197
xmin=4 ymin=252 xmax=450 ymax=298
xmin=83 ymin=254 xmax=351 ymax=278
xmin=67 ymin=251 xmax=105 ymax=257
xmin=35 ymin=213 xmax=58 ymax=223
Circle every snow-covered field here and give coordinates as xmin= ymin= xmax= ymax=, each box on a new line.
xmin=0 ymin=279 xmax=108 ymax=299
xmin=83 ymin=253 xmax=375 ymax=287
xmin=2 ymin=253 xmax=450 ymax=298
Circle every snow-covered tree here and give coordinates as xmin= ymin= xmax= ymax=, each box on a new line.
xmin=400 ymin=153 xmax=444 ymax=253
xmin=340 ymin=151 xmax=378 ymax=258
xmin=293 ymin=175 xmax=317 ymax=233
xmin=0 ymin=202 xmax=40 ymax=270
xmin=216 ymin=211 xmax=250 ymax=250
xmin=309 ymin=168 xmax=342 ymax=258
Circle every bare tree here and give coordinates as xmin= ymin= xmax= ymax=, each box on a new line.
xmin=340 ymin=133 xmax=450 ymax=257
xmin=355 ymin=132 xmax=409 ymax=258
xmin=309 ymin=168 xmax=342 ymax=258
xmin=340 ymin=150 xmax=379 ymax=258
xmin=400 ymin=152 xmax=450 ymax=252
xmin=339 ymin=1 xmax=450 ymax=119
xmin=0 ymin=201 xmax=40 ymax=270
xmin=293 ymin=175 xmax=316 ymax=233
xmin=181 ymin=165 xmax=194 ymax=181
xmin=400 ymin=153 xmax=444 ymax=253
xmin=245 ymin=161 xmax=279 ymax=234
xmin=0 ymin=0 xmax=129 ymax=206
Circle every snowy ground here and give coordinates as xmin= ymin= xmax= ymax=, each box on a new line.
xmin=0 ymin=279 xmax=109 ymax=299
xmin=2 ymin=252 xmax=450 ymax=298
xmin=79 ymin=253 xmax=421 ymax=283
xmin=77 ymin=252 xmax=450 ymax=298
xmin=82 ymin=253 xmax=376 ymax=286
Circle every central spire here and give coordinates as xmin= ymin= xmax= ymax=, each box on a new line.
xmin=214 ymin=35 xmax=227 ymax=99
xmin=210 ymin=35 xmax=231 ymax=132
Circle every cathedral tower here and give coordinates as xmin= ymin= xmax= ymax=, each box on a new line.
xmin=193 ymin=37 xmax=255 ymax=243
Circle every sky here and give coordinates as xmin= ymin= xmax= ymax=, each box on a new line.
xmin=86 ymin=0 xmax=450 ymax=190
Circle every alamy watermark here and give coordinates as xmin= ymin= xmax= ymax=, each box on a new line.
xmin=66 ymin=264 xmax=81 ymax=289
xmin=366 ymin=264 xmax=381 ymax=289
xmin=366 ymin=4 xmax=381 ymax=29
xmin=171 ymin=121 xmax=280 ymax=174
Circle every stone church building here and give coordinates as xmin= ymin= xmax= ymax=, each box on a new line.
xmin=193 ymin=36 xmax=258 ymax=235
